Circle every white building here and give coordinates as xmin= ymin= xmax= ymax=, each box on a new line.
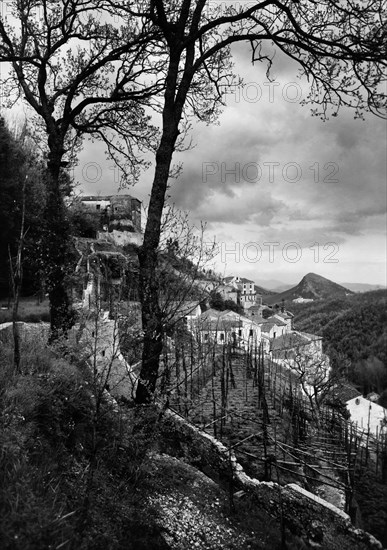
xmin=293 ymin=297 xmax=314 ymax=304
xmin=194 ymin=308 xmax=261 ymax=348
xmin=346 ymin=396 xmax=387 ymax=437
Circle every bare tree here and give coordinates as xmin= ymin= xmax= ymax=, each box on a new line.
xmin=105 ymin=0 xmax=385 ymax=403
xmin=277 ymin=346 xmax=335 ymax=426
xmin=8 ymin=174 xmax=27 ymax=373
xmin=2 ymin=1 xmax=386 ymax=401
xmin=0 ymin=1 xmax=161 ymax=338
xmin=157 ymin=204 xmax=216 ymax=326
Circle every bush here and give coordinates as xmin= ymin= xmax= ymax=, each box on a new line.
xmin=0 ymin=335 xmax=163 ymax=550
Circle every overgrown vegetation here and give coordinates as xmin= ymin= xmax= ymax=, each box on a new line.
xmin=0 ymin=333 xmax=293 ymax=549
xmin=209 ymin=290 xmax=244 ymax=315
xmin=0 ymin=298 xmax=50 ymax=323
xmin=0 ymin=335 xmax=160 ymax=550
xmin=354 ymin=469 xmax=387 ymax=546
xmin=291 ymin=290 xmax=387 ymax=395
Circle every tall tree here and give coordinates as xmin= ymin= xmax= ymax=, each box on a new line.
xmin=107 ymin=0 xmax=385 ymax=403
xmin=0 ymin=1 xmax=160 ymax=337
xmin=0 ymin=116 xmax=26 ymax=294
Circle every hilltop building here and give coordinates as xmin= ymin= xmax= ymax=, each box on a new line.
xmin=223 ymin=275 xmax=262 ymax=311
xmin=216 ymin=283 xmax=240 ymax=304
xmin=80 ymin=194 xmax=142 ymax=246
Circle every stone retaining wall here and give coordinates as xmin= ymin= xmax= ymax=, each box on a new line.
xmin=159 ymin=407 xmax=383 ymax=550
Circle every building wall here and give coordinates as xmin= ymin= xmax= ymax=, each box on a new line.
xmin=82 ymin=199 xmax=111 ymax=211
xmin=81 ymin=195 xmax=142 ymax=233
xmin=346 ymin=396 xmax=387 ymax=436
xmin=272 ymin=314 xmax=292 ymax=333
xmin=262 ymin=324 xmax=286 ymax=339
xmin=199 ymin=318 xmax=261 ymax=348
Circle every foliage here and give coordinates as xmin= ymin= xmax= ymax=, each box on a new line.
xmin=354 ymin=469 xmax=387 ymax=547
xmin=292 ymin=290 xmax=387 ymax=392
xmin=378 ymin=389 xmax=387 ymax=409
xmin=68 ymin=202 xmax=102 ymax=239
xmin=0 ymin=1 xmax=160 ymax=335
xmin=0 ymin=335 xmax=161 ymax=550
xmin=0 ymin=331 xmax=297 ymax=550
xmin=209 ymin=290 xmax=244 ymax=315
xmin=0 ymin=117 xmax=46 ymax=297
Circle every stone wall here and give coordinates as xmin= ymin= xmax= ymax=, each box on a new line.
xmin=158 ymin=407 xmax=383 ymax=550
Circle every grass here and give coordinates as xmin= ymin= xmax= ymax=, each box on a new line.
xmin=0 ymin=297 xmax=50 ymax=323
xmin=0 ymin=335 xmax=155 ymax=550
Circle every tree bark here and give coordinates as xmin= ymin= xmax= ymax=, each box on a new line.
xmin=134 ymin=42 xmax=195 ymax=403
xmin=136 ymin=119 xmax=180 ymax=403
xmin=45 ymin=139 xmax=73 ymax=341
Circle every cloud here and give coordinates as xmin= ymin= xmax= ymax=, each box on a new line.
xmin=76 ymin=42 xmax=386 ymax=285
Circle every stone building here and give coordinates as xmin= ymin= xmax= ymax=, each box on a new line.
xmin=223 ymin=275 xmax=261 ymax=310
xmin=80 ymin=194 xmax=142 ymax=246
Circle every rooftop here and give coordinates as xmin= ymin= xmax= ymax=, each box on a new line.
xmin=81 ymin=194 xmax=140 ymax=202
xmin=271 ymin=332 xmax=311 ymax=350
xmin=266 ymin=316 xmax=287 ymax=326
xmin=329 ymin=383 xmax=362 ymax=403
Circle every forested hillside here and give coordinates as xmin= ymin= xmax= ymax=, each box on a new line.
xmin=291 ymin=290 xmax=387 ymax=395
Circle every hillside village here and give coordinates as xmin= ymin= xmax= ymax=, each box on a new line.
xmin=1 ymin=3 xmax=386 ymax=548
xmin=1 ymin=192 xmax=386 ymax=549
xmin=70 ymin=198 xmax=386 ymax=442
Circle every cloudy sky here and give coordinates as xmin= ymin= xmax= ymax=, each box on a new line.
xmin=76 ymin=43 xmax=387 ymax=288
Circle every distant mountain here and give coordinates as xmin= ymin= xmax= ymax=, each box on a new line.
xmin=254 ymin=284 xmax=274 ymax=296
xmin=341 ymin=282 xmax=387 ymax=293
xmin=255 ymin=279 xmax=295 ymax=292
xmin=271 ymin=283 xmax=295 ymax=293
xmin=264 ymin=272 xmax=352 ymax=305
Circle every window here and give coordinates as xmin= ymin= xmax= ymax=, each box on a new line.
xmin=101 ymin=350 xmax=105 ymax=357
xmin=204 ymin=333 xmax=208 ymax=341
xmin=96 ymin=204 xmax=100 ymax=210
xmin=220 ymin=333 xmax=225 ymax=341
xmin=238 ymin=329 xmax=242 ymax=337
xmin=249 ymin=329 xmax=253 ymax=337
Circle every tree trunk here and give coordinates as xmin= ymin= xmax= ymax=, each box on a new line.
xmin=45 ymin=142 xmax=73 ymax=341
xmin=135 ymin=117 xmax=180 ymax=403
xmin=9 ymin=175 xmax=27 ymax=373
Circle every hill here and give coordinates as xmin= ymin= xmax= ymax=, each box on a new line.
xmin=254 ymin=279 xmax=294 ymax=292
xmin=291 ymin=289 xmax=387 ymax=394
xmin=264 ymin=272 xmax=352 ymax=305
xmin=341 ymin=282 xmax=387 ymax=293
xmin=254 ymin=284 xmax=274 ymax=296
